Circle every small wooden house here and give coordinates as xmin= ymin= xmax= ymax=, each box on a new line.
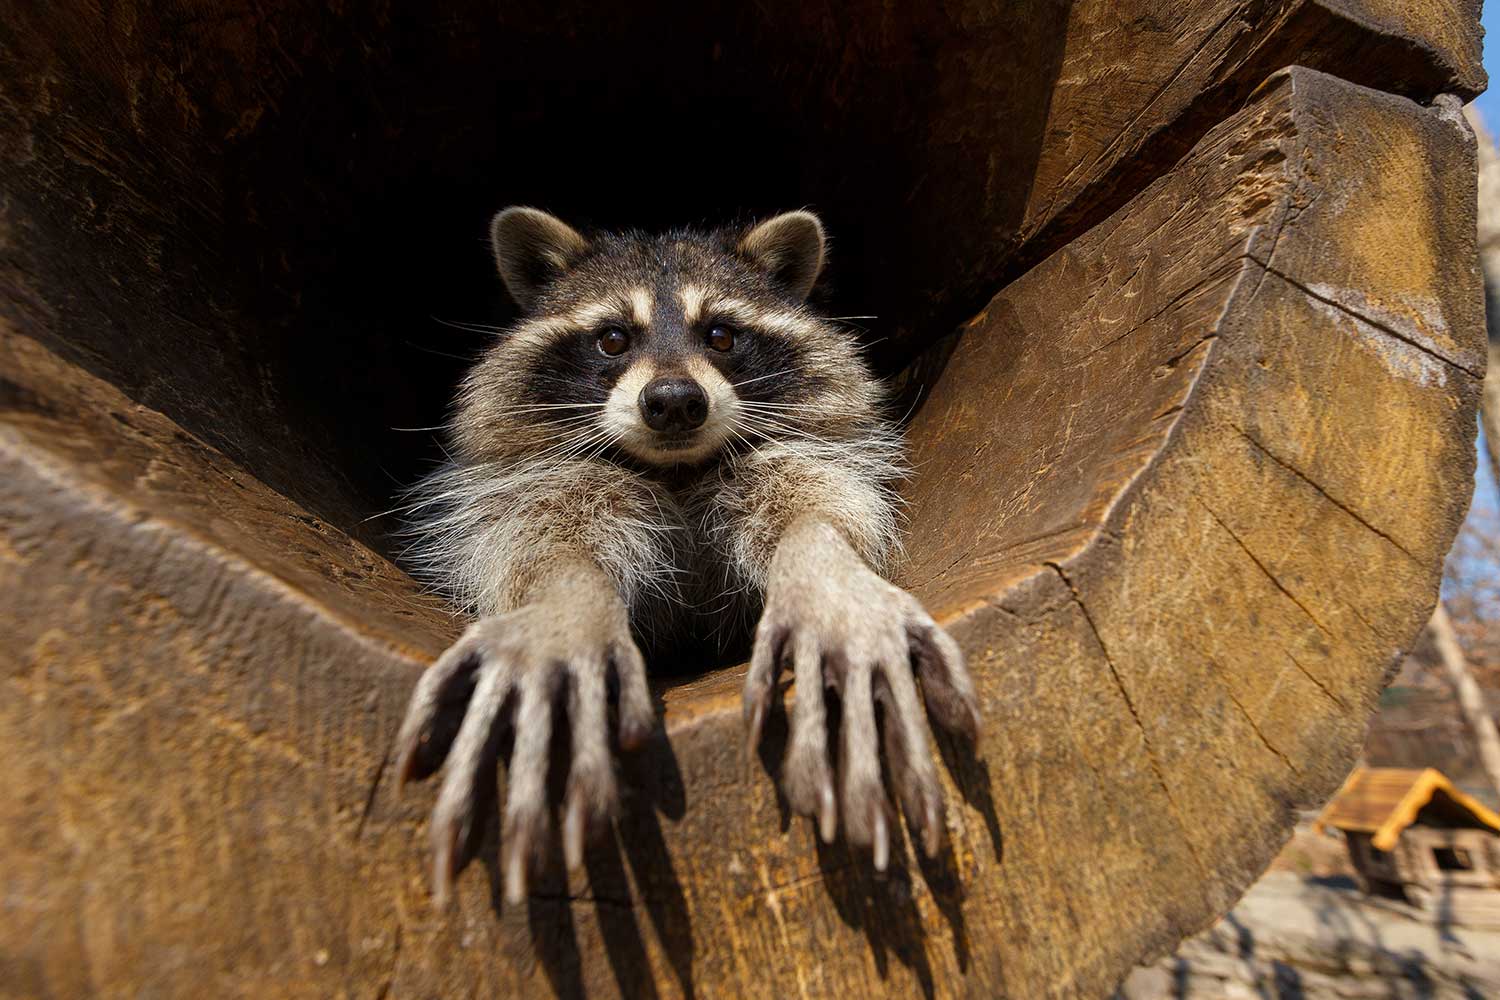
xmin=1317 ymin=767 xmax=1500 ymax=924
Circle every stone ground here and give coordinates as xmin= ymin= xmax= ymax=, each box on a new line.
xmin=1116 ymin=872 xmax=1500 ymax=999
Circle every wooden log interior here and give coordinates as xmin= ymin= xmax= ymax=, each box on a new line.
xmin=0 ymin=2 xmax=1486 ymax=997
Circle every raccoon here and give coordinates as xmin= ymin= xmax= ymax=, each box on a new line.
xmin=393 ymin=207 xmax=978 ymax=906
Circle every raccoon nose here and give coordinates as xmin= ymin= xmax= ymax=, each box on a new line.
xmin=639 ymin=377 xmax=709 ymax=432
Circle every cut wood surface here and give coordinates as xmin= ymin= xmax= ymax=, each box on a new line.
xmin=0 ymin=59 xmax=1482 ymax=998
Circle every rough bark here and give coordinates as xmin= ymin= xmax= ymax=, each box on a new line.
xmin=0 ymin=59 xmax=1482 ymax=997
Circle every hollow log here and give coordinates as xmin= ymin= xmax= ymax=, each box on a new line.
xmin=0 ymin=2 xmax=1485 ymax=998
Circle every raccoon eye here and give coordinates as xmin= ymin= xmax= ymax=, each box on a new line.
xmin=596 ymin=327 xmax=631 ymax=357
xmin=706 ymin=324 xmax=736 ymax=352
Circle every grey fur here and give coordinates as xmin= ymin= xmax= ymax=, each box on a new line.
xmin=393 ymin=208 xmax=978 ymax=906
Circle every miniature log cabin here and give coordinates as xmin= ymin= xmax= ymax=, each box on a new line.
xmin=0 ymin=1 xmax=1487 ymax=997
xmin=1318 ymin=768 xmax=1500 ymax=924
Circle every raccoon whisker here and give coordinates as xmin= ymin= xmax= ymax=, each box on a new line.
xmin=726 ymin=434 xmax=763 ymax=459
xmin=737 ymin=414 xmax=855 ymax=444
xmin=736 ymin=397 xmax=817 ymax=408
xmin=734 ymin=407 xmax=831 ymax=426
xmin=731 ymin=414 xmax=831 ymax=446
xmin=495 ymin=402 xmax=606 ymax=414
xmin=730 ymin=369 xmax=794 ymax=389
xmin=531 ymin=412 xmax=605 ymax=428
xmin=732 ymin=405 xmax=816 ymax=424
xmin=538 ymin=423 xmax=624 ymax=466
xmin=501 ymin=415 xmax=602 ymax=432
xmin=405 ymin=338 xmax=482 ymax=362
xmin=432 ymin=317 xmax=510 ymax=334
xmin=529 ymin=417 xmax=609 ymax=445
xmin=736 ymin=398 xmax=841 ymax=416
xmin=575 ymin=434 xmax=624 ymax=466
xmin=894 ymin=391 xmax=924 ymax=425
xmin=734 ymin=400 xmax=837 ymax=421
xmin=391 ymin=424 xmax=451 ymax=433
xmin=524 ymin=437 xmax=601 ymax=465
xmin=529 ymin=422 xmax=617 ymax=460
xmin=534 ymin=443 xmax=609 ymax=468
xmin=733 ymin=422 xmax=839 ymax=447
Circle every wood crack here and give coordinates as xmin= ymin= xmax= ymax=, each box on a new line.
xmin=1248 ymin=185 xmax=1322 ymax=300
xmin=356 ymin=744 xmax=392 ymax=841
xmin=1286 ymin=650 xmax=1348 ymax=712
xmin=1195 ymin=499 xmax=1332 ymax=638
xmin=1048 ymin=5 xmax=1244 ymax=214
xmin=1207 ymin=656 xmax=1299 ymax=777
xmin=1252 ymin=261 xmax=1484 ymax=378
xmin=1065 ymin=269 xmax=1232 ymax=371
xmin=1044 ymin=561 xmax=1212 ymax=885
xmin=1230 ymin=423 xmax=1422 ymax=565
xmin=374 ymin=923 xmax=402 ymax=1000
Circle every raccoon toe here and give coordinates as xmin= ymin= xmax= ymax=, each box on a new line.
xmin=400 ymin=605 xmax=653 ymax=908
xmin=563 ymin=654 xmax=621 ymax=872
xmin=610 ymin=639 xmax=656 ymax=752
xmin=835 ymin=657 xmax=897 ymax=869
xmin=393 ymin=625 xmax=491 ymax=789
xmin=425 ymin=650 xmax=517 ymax=907
xmin=907 ymin=615 xmax=979 ymax=740
xmin=873 ymin=667 xmax=946 ymax=859
xmin=780 ymin=632 xmax=836 ymax=841
xmin=743 ymin=621 xmax=789 ymax=761
xmin=747 ymin=566 xmax=965 ymax=866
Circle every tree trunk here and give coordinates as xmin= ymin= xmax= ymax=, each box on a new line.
xmin=1427 ymin=603 xmax=1500 ymax=803
xmin=1484 ymin=340 xmax=1500 ymax=492
xmin=1471 ymin=112 xmax=1500 ymax=495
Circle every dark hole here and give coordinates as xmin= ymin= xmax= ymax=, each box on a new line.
xmin=1432 ymin=846 xmax=1473 ymax=871
xmin=13 ymin=3 xmax=1073 ymax=577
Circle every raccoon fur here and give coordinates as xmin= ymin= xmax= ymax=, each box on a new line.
xmin=393 ymin=207 xmax=978 ymax=906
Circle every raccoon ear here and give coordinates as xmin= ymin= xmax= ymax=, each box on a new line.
xmin=737 ymin=210 xmax=826 ymax=301
xmin=490 ymin=206 xmax=591 ymax=310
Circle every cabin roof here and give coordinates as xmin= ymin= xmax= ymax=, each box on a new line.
xmin=1316 ymin=767 xmax=1500 ymax=851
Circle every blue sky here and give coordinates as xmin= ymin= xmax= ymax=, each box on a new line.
xmin=1441 ymin=9 xmax=1500 ymax=598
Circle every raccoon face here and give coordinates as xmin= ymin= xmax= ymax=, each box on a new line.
xmin=469 ymin=206 xmax=862 ymax=468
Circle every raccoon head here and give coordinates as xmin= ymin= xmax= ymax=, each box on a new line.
xmin=454 ymin=206 xmax=880 ymax=468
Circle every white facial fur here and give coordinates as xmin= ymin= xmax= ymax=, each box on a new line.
xmin=602 ymin=355 xmax=742 ymax=466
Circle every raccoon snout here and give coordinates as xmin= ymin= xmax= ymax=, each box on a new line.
xmin=639 ymin=378 xmax=709 ymax=432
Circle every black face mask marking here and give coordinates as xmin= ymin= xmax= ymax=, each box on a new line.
xmin=699 ymin=325 xmax=821 ymax=404
xmin=528 ymin=331 xmax=633 ymax=409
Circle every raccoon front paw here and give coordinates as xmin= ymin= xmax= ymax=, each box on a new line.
xmin=392 ymin=598 xmax=655 ymax=906
xmin=744 ymin=521 xmax=978 ymax=868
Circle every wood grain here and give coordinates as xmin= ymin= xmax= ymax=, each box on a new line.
xmin=0 ymin=62 xmax=1482 ymax=996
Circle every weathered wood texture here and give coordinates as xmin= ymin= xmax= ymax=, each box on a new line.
xmin=0 ymin=1 xmax=1483 ymax=556
xmin=0 ymin=53 xmax=1482 ymax=996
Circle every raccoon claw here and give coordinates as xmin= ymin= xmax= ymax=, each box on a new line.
xmin=745 ymin=521 xmax=978 ymax=865
xmin=742 ymin=624 xmax=782 ymax=762
xmin=818 ymin=780 xmax=837 ymax=844
xmin=871 ymin=805 xmax=890 ymax=872
xmin=393 ymin=598 xmax=654 ymax=907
